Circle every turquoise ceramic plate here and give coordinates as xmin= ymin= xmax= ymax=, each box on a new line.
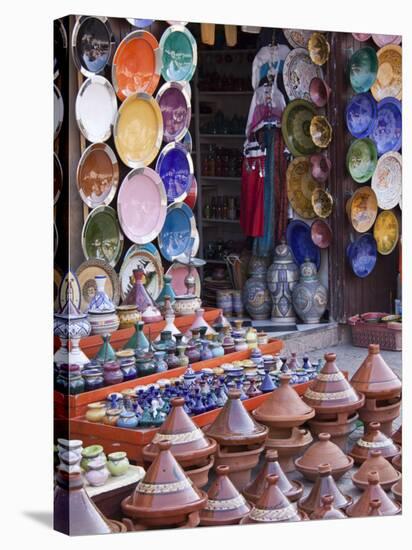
xmin=159 ymin=25 xmax=197 ymax=82
xmin=281 ymin=99 xmax=320 ymax=157
xmin=346 ymin=138 xmax=378 ymax=183
xmin=348 ymin=47 xmax=378 ymax=93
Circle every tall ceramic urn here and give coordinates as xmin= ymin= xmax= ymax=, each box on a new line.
xmin=242 ymin=256 xmax=272 ymax=320
xmin=292 ymin=258 xmax=327 ymax=324
xmin=267 ymin=240 xmax=299 ymax=324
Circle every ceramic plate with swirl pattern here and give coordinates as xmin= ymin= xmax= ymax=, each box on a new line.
xmin=286 ymin=156 xmax=317 ymax=219
xmin=371 ymin=45 xmax=402 ymax=101
xmin=283 ymin=48 xmax=323 ymax=102
xmin=281 ymin=100 xmax=319 ymax=157
xmin=371 ymin=151 xmax=402 ymax=210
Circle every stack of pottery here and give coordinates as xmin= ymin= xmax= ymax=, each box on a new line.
xmin=252 ymin=373 xmax=315 ymax=472
xmin=122 ymin=441 xmax=207 ymax=529
xmin=142 ymin=397 xmax=216 ymax=488
xmin=267 ymin=239 xmax=299 ymax=324
xmin=205 ymin=389 xmax=268 ymax=490
xmin=242 ymin=256 xmax=272 ymax=320
xmin=346 ymin=471 xmax=401 ymax=517
xmin=302 ymin=353 xmax=365 ymax=450
xmin=292 ymin=259 xmax=327 ymax=324
xmin=349 ymin=421 xmax=400 ymax=464
xmin=352 ymin=450 xmax=401 ymax=490
xmin=350 ymin=344 xmax=401 ymax=436
xmin=87 ymin=275 xmax=119 ymax=338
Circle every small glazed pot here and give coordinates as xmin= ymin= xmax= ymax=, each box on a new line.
xmin=80 ymin=444 xmax=106 ymax=472
xmin=85 ymin=402 xmax=106 ymax=423
xmin=116 ymin=304 xmax=141 ymax=329
xmin=85 ymin=457 xmax=109 ymax=487
xmin=107 ymin=451 xmax=130 ymax=476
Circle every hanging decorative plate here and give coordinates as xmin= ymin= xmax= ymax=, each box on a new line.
xmin=369 ymin=97 xmax=402 ymax=155
xmin=76 ymin=258 xmax=121 ymax=312
xmin=308 ymin=32 xmax=330 ymax=66
xmin=372 ymin=35 xmax=402 ymax=48
xmin=76 ymin=76 xmax=117 ymax=143
xmin=311 ymin=187 xmax=333 ymax=218
xmin=126 ymin=19 xmax=154 ymax=28
xmin=309 ymin=115 xmax=332 ymax=148
xmin=352 ymin=33 xmax=372 ymax=42
xmin=124 ymin=242 xmax=162 ymax=263
xmin=286 ymin=156 xmax=317 ymax=219
xmin=371 ymin=45 xmax=402 ymax=102
xmin=346 ymin=138 xmax=377 ymax=183
xmin=283 ymin=29 xmax=315 ymax=49
xmin=346 ymin=186 xmax=378 ymax=233
xmin=159 ymin=25 xmax=197 ymax=82
xmin=54 ymin=84 xmax=64 ymax=139
xmin=58 ymin=269 xmax=82 ymax=311
xmin=345 ymin=92 xmax=377 ymax=138
xmin=166 ymin=262 xmax=201 ymax=297
xmin=54 ymin=266 xmax=63 ymax=311
xmin=286 ymin=219 xmax=321 ymax=269
xmin=309 ymin=77 xmax=331 ymax=107
xmin=167 ymin=21 xmax=188 ymax=26
xmin=76 ymin=143 xmax=119 ymax=208
xmin=119 ymin=246 xmax=164 ymax=301
xmin=283 ymin=48 xmax=323 ymax=102
xmin=156 ymin=81 xmax=192 ymax=142
xmin=71 ymin=16 xmax=113 ymax=77
xmin=373 ymin=211 xmax=399 ymax=256
xmin=156 ymin=142 xmax=194 ymax=203
xmin=114 ymin=92 xmax=163 ymax=168
xmin=371 ymin=151 xmax=402 ymax=210
xmin=54 ymin=19 xmax=67 ymax=80
xmin=112 ymin=30 xmax=161 ymax=101
xmin=182 ymin=130 xmax=193 ymax=153
xmin=281 ymin=99 xmax=319 ymax=157
xmin=117 ymin=167 xmax=167 ymax=244
xmin=54 ymin=222 xmax=58 ymax=258
xmin=54 ymin=153 xmax=63 ymax=205
xmin=311 ymin=219 xmax=332 ymax=248
xmin=348 ymin=47 xmax=378 ymax=93
xmin=158 ymin=203 xmax=197 ymax=262
xmin=346 ymin=234 xmax=377 ymax=278
xmin=81 ymin=205 xmax=124 ymax=267
xmin=192 ymin=227 xmax=200 ymax=257
xmin=184 ymin=176 xmax=198 ymax=209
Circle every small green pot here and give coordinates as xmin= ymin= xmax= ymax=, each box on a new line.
xmin=107 ymin=451 xmax=129 ymax=476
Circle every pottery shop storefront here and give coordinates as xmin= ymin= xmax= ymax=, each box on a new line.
xmin=53 ymin=17 xmax=402 ymax=536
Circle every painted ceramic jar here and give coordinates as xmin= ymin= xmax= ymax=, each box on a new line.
xmin=155 ymin=274 xmax=176 ymax=311
xmin=267 ymin=240 xmax=299 ymax=324
xmin=166 ymin=349 xmax=180 ymax=369
xmin=210 ymin=337 xmax=225 ymax=357
xmin=154 ymin=350 xmax=168 ymax=372
xmin=107 ymin=451 xmax=129 ymax=476
xmin=135 ymin=351 xmax=156 ymax=376
xmin=84 ymin=457 xmax=109 ymax=487
xmin=234 ymin=337 xmax=249 ymax=352
xmin=242 ymin=256 xmax=272 ymax=320
xmin=124 ymin=320 xmax=149 ymax=352
xmin=117 ymin=410 xmax=139 ymax=429
xmin=55 ymin=364 xmax=85 ymax=395
xmin=186 ymin=343 xmax=201 ymax=364
xmin=123 ymin=268 xmax=154 ymax=313
xmin=85 ymin=402 xmax=107 ymax=423
xmin=200 ymin=341 xmax=214 ymax=361
xmin=173 ymin=294 xmax=201 ymax=316
xmin=116 ymin=349 xmax=137 ymax=381
xmin=82 ymin=367 xmax=104 ymax=392
xmin=103 ymin=407 xmax=122 ymax=426
xmin=176 ymin=346 xmax=189 ymax=367
xmin=292 ymin=258 xmax=328 ymax=324
xmin=103 ymin=361 xmax=124 ymax=386
xmin=87 ymin=275 xmax=120 ymax=336
xmin=216 ymin=290 xmax=233 ymax=316
xmin=154 ymin=330 xmax=175 ymax=352
xmin=80 ymin=444 xmax=106 ymax=471
xmin=116 ymin=304 xmax=141 ymax=329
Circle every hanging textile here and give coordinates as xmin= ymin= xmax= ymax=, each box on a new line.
xmin=274 ymin=131 xmax=289 ymax=244
xmin=201 ymin=23 xmax=215 ymax=45
xmin=245 ymin=83 xmax=285 ymax=138
xmin=240 ymin=153 xmax=265 ymax=237
xmin=224 ymin=25 xmax=237 ymax=47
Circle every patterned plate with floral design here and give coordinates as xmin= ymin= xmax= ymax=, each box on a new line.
xmin=287 ymin=156 xmax=318 ymax=219
xmin=76 ymin=258 xmax=120 ymax=313
xmin=283 ymin=48 xmax=323 ymax=102
xmin=371 ymin=151 xmax=402 ymax=210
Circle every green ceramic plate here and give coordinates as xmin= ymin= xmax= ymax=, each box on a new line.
xmin=281 ymin=99 xmax=320 ymax=157
xmin=346 ymin=138 xmax=378 ymax=183
xmin=348 ymin=47 xmax=378 ymax=93
xmin=159 ymin=25 xmax=197 ymax=82
xmin=81 ymin=205 xmax=124 ymax=267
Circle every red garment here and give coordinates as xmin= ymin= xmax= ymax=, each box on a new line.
xmin=274 ymin=131 xmax=288 ymax=243
xmin=240 ymin=155 xmax=265 ymax=237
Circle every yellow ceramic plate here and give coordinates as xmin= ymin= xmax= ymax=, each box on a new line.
xmin=310 ymin=115 xmax=332 ymax=148
xmin=311 ymin=187 xmax=333 ymax=218
xmin=373 ymin=210 xmax=399 ymax=255
xmin=371 ymin=45 xmax=402 ymax=101
xmin=346 ymin=186 xmax=378 ymax=233
xmin=114 ymin=92 xmax=163 ymax=168
xmin=308 ymin=32 xmax=330 ymax=66
xmin=287 ymin=157 xmax=317 ymax=219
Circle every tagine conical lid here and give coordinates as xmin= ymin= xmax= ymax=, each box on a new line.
xmin=391 ymin=478 xmax=402 ymax=502
xmin=392 ymin=452 xmax=402 ymax=472
xmin=121 ymin=441 xmax=207 ymax=521
xmin=253 ymin=374 xmax=315 ymax=428
xmin=299 ymin=464 xmax=352 ymax=514
xmin=242 ymin=475 xmax=303 ymax=523
xmin=295 ymin=433 xmax=353 ymax=478
xmin=310 ymin=494 xmax=346 ymax=520
xmin=199 ymin=465 xmax=251 ymax=526
xmin=303 ymin=353 xmax=365 ymax=414
xmin=346 ymin=471 xmax=401 ymax=517
xmin=350 ymin=344 xmax=402 ymax=399
xmin=352 ymin=450 xmax=401 ymax=490
xmin=392 ymin=425 xmax=402 ymax=446
xmin=143 ymin=397 xmax=216 ymax=467
xmin=243 ymin=450 xmax=303 ymax=504
xmin=349 ymin=422 xmax=400 ymax=463
xmin=205 ymin=389 xmax=268 ymax=446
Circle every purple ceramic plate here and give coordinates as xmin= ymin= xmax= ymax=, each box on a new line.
xmin=372 ymin=34 xmax=402 ymax=47
xmin=346 ymin=234 xmax=377 ymax=278
xmin=156 ymin=81 xmax=191 ymax=143
xmin=311 ymin=219 xmax=332 ymax=248
xmin=370 ymin=97 xmax=402 ymax=156
xmin=155 ymin=142 xmax=194 ymax=203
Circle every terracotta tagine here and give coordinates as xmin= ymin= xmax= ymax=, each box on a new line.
xmin=346 ymin=471 xmax=401 ymax=517
xmin=303 ymin=352 xmax=365 ymax=450
xmin=298 ymin=463 xmax=352 ymax=515
xmin=121 ymin=441 xmax=208 ymax=530
xmin=392 ymin=425 xmax=402 ymax=446
xmin=349 ymin=421 xmax=400 ymax=464
xmin=310 ymin=494 xmax=346 ymax=520
xmin=240 ymin=475 xmax=306 ymax=524
xmin=352 ymin=450 xmax=401 ymax=491
xmin=391 ymin=478 xmax=402 ymax=502
xmin=295 ymin=433 xmax=354 ymax=481
xmin=199 ymin=465 xmax=251 ymax=526
xmin=243 ymin=450 xmax=303 ymax=504
xmin=350 ymin=344 xmax=401 ymax=436
xmin=392 ymin=452 xmax=401 ymax=472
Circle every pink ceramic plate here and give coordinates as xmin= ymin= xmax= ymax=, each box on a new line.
xmin=166 ymin=262 xmax=201 ymax=297
xmin=311 ymin=219 xmax=332 ymax=248
xmin=372 ymin=34 xmax=402 ymax=47
xmin=352 ymin=33 xmax=371 ymax=42
xmin=117 ymin=167 xmax=167 ymax=244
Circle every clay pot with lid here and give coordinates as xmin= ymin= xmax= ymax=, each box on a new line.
xmin=295 ymin=433 xmax=354 ymax=481
xmin=265 ymin=426 xmax=313 ymax=473
xmin=349 ymin=421 xmax=400 ymax=464
xmin=310 ymin=495 xmax=346 ymax=520
xmin=350 ymin=344 xmax=401 ymax=435
xmin=391 ymin=478 xmax=402 ymax=502
xmin=199 ymin=465 xmax=251 ymax=526
xmin=346 ymin=471 xmax=401 ymax=517
xmin=299 ymin=463 xmax=352 ymax=515
xmin=240 ymin=475 xmax=306 ymax=524
xmin=243 ymin=449 xmax=303 ymax=504
xmin=392 ymin=452 xmax=401 ymax=472
xmin=121 ymin=441 xmax=208 ymax=529
xmin=392 ymin=425 xmax=402 ymax=446
xmin=352 ymin=450 xmax=401 ymax=490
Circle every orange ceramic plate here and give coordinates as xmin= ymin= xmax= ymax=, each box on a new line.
xmin=347 ymin=186 xmax=378 ymax=233
xmin=112 ymin=30 xmax=161 ymax=101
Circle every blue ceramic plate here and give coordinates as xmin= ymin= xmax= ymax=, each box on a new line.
xmin=370 ymin=97 xmax=402 ymax=156
xmin=345 ymin=93 xmax=377 ymax=138
xmin=286 ymin=219 xmax=321 ymax=269
xmin=156 ymin=142 xmax=194 ymax=203
xmin=346 ymin=234 xmax=377 ymax=278
xmin=158 ymin=203 xmax=197 ymax=262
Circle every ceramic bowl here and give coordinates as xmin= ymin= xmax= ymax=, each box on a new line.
xmin=309 ymin=77 xmax=331 ymax=107
xmin=349 ymin=47 xmax=378 ymax=93
xmin=346 ymin=138 xmax=377 ymax=183
xmin=311 ymin=188 xmax=333 ymax=218
xmin=311 ymin=219 xmax=332 ymax=248
xmin=310 ymin=154 xmax=331 ymax=183
xmin=308 ymin=32 xmax=330 ymax=65
xmin=310 ymin=116 xmax=333 ymax=148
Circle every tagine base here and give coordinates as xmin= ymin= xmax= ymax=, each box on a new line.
xmin=185 ymin=455 xmax=215 ymax=489
xmin=308 ymin=412 xmax=359 ymax=452
xmin=358 ymin=396 xmax=401 ymax=436
xmin=265 ymin=428 xmax=313 ymax=473
xmin=214 ymin=444 xmax=265 ymax=491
